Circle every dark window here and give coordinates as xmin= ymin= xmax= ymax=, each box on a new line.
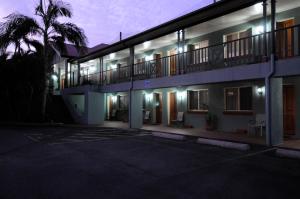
xmin=240 ymin=87 xmax=252 ymax=110
xmin=188 ymin=90 xmax=208 ymax=111
xmin=225 ymin=87 xmax=252 ymax=111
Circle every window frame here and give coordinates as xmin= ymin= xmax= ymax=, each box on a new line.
xmin=187 ymin=89 xmax=209 ymax=112
xmin=224 ymin=86 xmax=253 ymax=112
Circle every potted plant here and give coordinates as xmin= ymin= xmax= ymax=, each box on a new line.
xmin=205 ymin=112 xmax=217 ymax=131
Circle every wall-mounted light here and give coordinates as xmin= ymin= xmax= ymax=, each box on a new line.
xmin=143 ymin=41 xmax=151 ymax=49
xmin=257 ymin=86 xmax=265 ymax=96
xmin=109 ymin=53 xmax=116 ymax=60
xmin=255 ymin=26 xmax=264 ymax=34
xmin=110 ymin=64 xmax=117 ymax=70
xmin=177 ymin=91 xmax=186 ymax=101
xmin=145 ymin=93 xmax=153 ymax=102
xmin=145 ymin=55 xmax=153 ymax=61
xmin=89 ymin=66 xmax=97 ymax=73
xmin=51 ymin=74 xmax=58 ymax=81
xmin=178 ymin=46 xmax=188 ymax=53
xmin=178 ymin=47 xmax=183 ymax=53
xmin=254 ymin=2 xmax=263 ymax=13
xmin=112 ymin=96 xmax=117 ymax=104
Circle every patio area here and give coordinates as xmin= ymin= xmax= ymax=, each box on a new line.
xmin=101 ymin=121 xmax=265 ymax=145
xmin=281 ymin=139 xmax=300 ymax=150
xmin=142 ymin=124 xmax=266 ymax=145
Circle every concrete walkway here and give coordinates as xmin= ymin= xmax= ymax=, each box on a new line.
xmin=101 ymin=121 xmax=265 ymax=145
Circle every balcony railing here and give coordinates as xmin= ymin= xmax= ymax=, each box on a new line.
xmin=79 ymin=65 xmax=131 ymax=86
xmin=70 ymin=24 xmax=300 ymax=88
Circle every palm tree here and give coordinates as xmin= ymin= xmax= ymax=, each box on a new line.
xmin=0 ymin=0 xmax=87 ymax=120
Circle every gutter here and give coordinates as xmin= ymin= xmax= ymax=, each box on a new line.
xmin=265 ymin=0 xmax=276 ymax=146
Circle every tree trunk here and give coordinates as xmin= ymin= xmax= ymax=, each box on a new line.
xmin=41 ymin=76 xmax=49 ymax=121
xmin=40 ymin=33 xmax=50 ymax=122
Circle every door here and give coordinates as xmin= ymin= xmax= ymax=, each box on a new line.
xmin=283 ymin=85 xmax=296 ymax=136
xmin=154 ymin=93 xmax=162 ymax=124
xmin=155 ymin=54 xmax=162 ymax=77
xmin=169 ymin=49 xmax=177 ymax=76
xmin=239 ymin=28 xmax=252 ymax=56
xmin=107 ymin=96 xmax=113 ymax=120
xmin=169 ymin=92 xmax=177 ymax=124
xmin=277 ymin=19 xmax=295 ymax=58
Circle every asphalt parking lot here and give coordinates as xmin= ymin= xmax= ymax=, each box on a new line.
xmin=0 ymin=127 xmax=300 ymax=199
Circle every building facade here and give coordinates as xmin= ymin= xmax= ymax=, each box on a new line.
xmin=53 ymin=0 xmax=300 ymax=146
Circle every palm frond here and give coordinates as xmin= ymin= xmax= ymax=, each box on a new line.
xmin=0 ymin=13 xmax=41 ymax=53
xmin=51 ymin=22 xmax=88 ymax=51
xmin=47 ymin=0 xmax=72 ymax=24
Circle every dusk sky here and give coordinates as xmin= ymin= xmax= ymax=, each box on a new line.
xmin=0 ymin=0 xmax=212 ymax=47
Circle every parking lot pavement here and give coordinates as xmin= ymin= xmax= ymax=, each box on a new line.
xmin=0 ymin=127 xmax=300 ymax=199
xmin=23 ymin=127 xmax=150 ymax=145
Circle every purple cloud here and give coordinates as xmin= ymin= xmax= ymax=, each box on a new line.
xmin=0 ymin=0 xmax=212 ymax=47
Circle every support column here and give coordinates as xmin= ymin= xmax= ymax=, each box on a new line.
xmin=162 ymin=89 xmax=169 ymax=126
xmin=64 ymin=60 xmax=68 ymax=88
xmin=129 ymin=90 xmax=143 ymax=129
xmin=129 ymin=46 xmax=135 ymax=128
xmin=265 ymin=0 xmax=279 ymax=146
xmin=266 ymin=78 xmax=283 ymax=145
xmin=58 ymin=67 xmax=61 ymax=90
xmin=77 ymin=62 xmax=80 ymax=86
xmin=84 ymin=91 xmax=105 ymax=125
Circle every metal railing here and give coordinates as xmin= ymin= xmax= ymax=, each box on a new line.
xmin=67 ymin=24 xmax=300 ymax=88
xmin=79 ymin=65 xmax=131 ymax=86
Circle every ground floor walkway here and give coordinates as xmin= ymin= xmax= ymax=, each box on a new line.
xmin=102 ymin=121 xmax=265 ymax=145
xmin=101 ymin=121 xmax=300 ymax=150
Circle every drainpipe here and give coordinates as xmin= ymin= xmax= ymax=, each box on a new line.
xmin=265 ymin=0 xmax=276 ymax=146
xmin=129 ymin=47 xmax=134 ymax=128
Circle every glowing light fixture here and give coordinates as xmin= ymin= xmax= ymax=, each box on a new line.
xmin=254 ymin=3 xmax=263 ymax=13
xmin=51 ymin=74 xmax=58 ymax=81
xmin=145 ymin=93 xmax=153 ymax=102
xmin=109 ymin=53 xmax=116 ymax=59
xmin=143 ymin=41 xmax=151 ymax=49
xmin=145 ymin=55 xmax=153 ymax=61
xmin=178 ymin=46 xmax=187 ymax=53
xmin=257 ymin=86 xmax=265 ymax=96
xmin=255 ymin=26 xmax=264 ymax=34
xmin=89 ymin=66 xmax=97 ymax=73
xmin=178 ymin=47 xmax=183 ymax=53
xmin=177 ymin=91 xmax=186 ymax=100
xmin=110 ymin=64 xmax=117 ymax=70
xmin=112 ymin=96 xmax=117 ymax=103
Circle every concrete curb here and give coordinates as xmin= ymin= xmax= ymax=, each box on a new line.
xmin=197 ymin=138 xmax=250 ymax=151
xmin=276 ymin=148 xmax=300 ymax=159
xmin=152 ymin=132 xmax=186 ymax=141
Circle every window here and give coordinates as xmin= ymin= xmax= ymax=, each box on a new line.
xmin=224 ymin=29 xmax=252 ymax=58
xmin=224 ymin=87 xmax=252 ymax=111
xmin=188 ymin=90 xmax=209 ymax=111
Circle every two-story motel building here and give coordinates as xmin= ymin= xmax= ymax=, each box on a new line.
xmin=52 ymin=0 xmax=300 ymax=147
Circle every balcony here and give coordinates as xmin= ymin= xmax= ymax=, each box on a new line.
xmin=76 ymin=24 xmax=300 ymax=87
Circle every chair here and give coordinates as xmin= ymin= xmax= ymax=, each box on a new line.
xmin=172 ymin=112 xmax=184 ymax=127
xmin=248 ymin=114 xmax=265 ymax=136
